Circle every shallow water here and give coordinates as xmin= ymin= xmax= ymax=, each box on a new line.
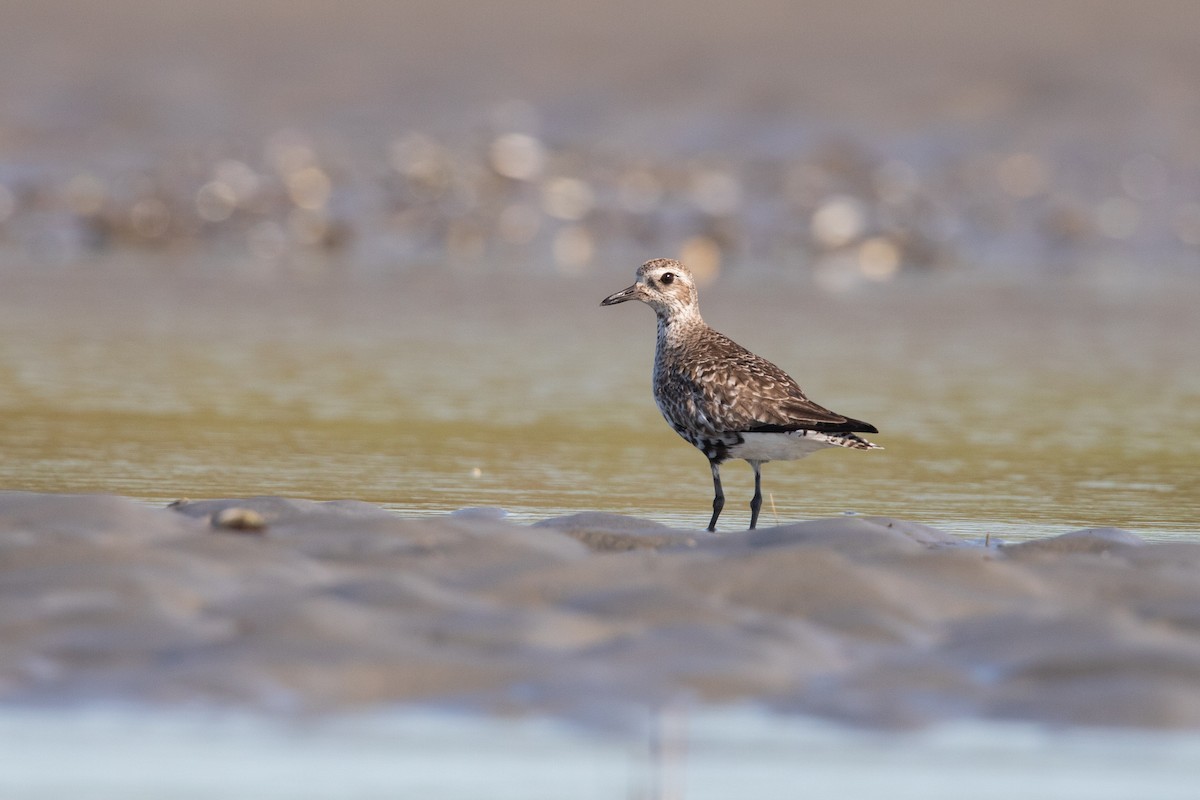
xmin=5 ymin=707 xmax=1200 ymax=800
xmin=0 ymin=262 xmax=1197 ymax=540
xmin=0 ymin=4 xmax=1198 ymax=542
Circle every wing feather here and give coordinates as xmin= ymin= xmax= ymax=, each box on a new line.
xmin=685 ymin=327 xmax=878 ymax=435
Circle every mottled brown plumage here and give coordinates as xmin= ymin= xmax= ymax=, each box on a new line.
xmin=602 ymin=258 xmax=880 ymax=531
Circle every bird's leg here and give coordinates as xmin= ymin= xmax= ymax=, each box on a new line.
xmin=707 ymin=460 xmax=724 ymax=532
xmin=748 ymin=460 xmax=763 ymax=529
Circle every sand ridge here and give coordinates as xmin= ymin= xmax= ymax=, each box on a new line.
xmin=3 ymin=491 xmax=1200 ymax=729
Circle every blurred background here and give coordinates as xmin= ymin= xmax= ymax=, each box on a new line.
xmin=0 ymin=0 xmax=1197 ymax=535
xmin=3 ymin=0 xmax=1200 ymax=276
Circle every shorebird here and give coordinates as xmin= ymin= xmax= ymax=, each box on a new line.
xmin=601 ymin=258 xmax=880 ymax=531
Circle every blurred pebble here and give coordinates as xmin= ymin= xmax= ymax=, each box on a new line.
xmin=3 ymin=116 xmax=1196 ymax=277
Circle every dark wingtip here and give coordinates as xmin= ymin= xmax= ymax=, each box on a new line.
xmin=845 ymin=417 xmax=879 ymax=434
xmin=746 ymin=416 xmax=878 ymax=435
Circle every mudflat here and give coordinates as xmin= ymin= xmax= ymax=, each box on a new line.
xmin=5 ymin=491 xmax=1200 ymax=729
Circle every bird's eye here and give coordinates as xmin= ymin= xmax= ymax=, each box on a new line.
xmin=660 ymin=272 xmax=675 ymax=284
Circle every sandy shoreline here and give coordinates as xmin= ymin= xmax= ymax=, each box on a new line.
xmin=4 ymin=490 xmax=1200 ymax=730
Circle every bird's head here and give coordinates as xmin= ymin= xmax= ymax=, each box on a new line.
xmin=601 ymin=258 xmax=700 ymax=320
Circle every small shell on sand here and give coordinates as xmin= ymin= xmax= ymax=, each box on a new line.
xmin=211 ymin=507 xmax=267 ymax=533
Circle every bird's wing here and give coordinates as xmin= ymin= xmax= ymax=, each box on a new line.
xmin=691 ymin=331 xmax=878 ymax=435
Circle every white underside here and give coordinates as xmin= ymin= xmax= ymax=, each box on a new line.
xmin=726 ymin=431 xmax=839 ymax=463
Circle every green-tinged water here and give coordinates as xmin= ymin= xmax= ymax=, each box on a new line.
xmin=1 ymin=263 xmax=1197 ymax=541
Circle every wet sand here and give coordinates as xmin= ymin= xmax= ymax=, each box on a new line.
xmin=5 ymin=490 xmax=1200 ymax=730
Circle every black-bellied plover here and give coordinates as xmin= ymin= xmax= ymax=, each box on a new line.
xmin=602 ymin=258 xmax=880 ymax=531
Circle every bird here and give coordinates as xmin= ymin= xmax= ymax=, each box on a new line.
xmin=601 ymin=258 xmax=881 ymax=531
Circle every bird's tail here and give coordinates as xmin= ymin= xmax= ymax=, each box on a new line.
xmin=820 ymin=431 xmax=882 ymax=450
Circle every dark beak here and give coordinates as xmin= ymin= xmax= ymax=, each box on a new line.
xmin=601 ymin=284 xmax=639 ymax=306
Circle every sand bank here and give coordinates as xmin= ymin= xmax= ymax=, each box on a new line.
xmin=2 ymin=492 xmax=1199 ymax=729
